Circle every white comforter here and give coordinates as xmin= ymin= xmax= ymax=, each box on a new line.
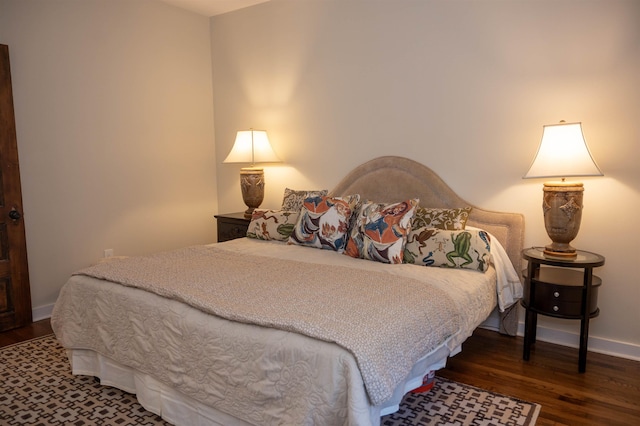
xmin=51 ymin=238 xmax=517 ymax=425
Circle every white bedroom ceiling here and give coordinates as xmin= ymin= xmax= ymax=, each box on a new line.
xmin=159 ymin=0 xmax=270 ymax=17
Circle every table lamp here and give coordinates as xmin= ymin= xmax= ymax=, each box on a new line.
xmin=523 ymin=121 xmax=603 ymax=258
xmin=223 ymin=129 xmax=280 ymax=218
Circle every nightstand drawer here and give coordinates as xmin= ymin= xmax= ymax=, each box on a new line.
xmin=523 ymin=268 xmax=601 ymax=318
xmin=215 ymin=212 xmax=250 ymax=243
xmin=219 ymin=222 xmax=249 ymax=242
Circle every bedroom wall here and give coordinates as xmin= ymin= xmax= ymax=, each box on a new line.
xmin=211 ymin=0 xmax=640 ymax=359
xmin=0 ymin=0 xmax=217 ymax=318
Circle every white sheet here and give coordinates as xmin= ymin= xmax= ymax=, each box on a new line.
xmin=467 ymin=227 xmax=523 ymax=311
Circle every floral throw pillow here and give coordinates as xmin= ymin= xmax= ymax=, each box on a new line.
xmin=404 ymin=228 xmax=491 ymax=272
xmin=412 ymin=207 xmax=472 ymax=230
xmin=288 ymin=194 xmax=360 ymax=251
xmin=281 ymin=188 xmax=329 ymax=212
xmin=344 ymin=199 xmax=419 ymax=264
xmin=246 ymin=209 xmax=299 ymax=241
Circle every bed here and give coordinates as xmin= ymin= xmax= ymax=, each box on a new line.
xmin=51 ymin=156 xmax=524 ymax=426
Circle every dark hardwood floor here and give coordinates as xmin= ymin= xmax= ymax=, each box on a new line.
xmin=439 ymin=328 xmax=640 ymax=426
xmin=0 ymin=318 xmax=53 ymax=347
xmin=2 ymin=320 xmax=639 ymax=425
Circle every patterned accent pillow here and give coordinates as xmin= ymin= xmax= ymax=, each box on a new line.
xmin=247 ymin=209 xmax=299 ymax=241
xmin=288 ymin=194 xmax=360 ymax=251
xmin=412 ymin=207 xmax=472 ymax=230
xmin=404 ymin=228 xmax=491 ymax=272
xmin=344 ymin=199 xmax=419 ymax=264
xmin=281 ymin=188 xmax=329 ymax=211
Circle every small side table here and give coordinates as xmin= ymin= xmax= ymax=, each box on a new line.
xmin=521 ymin=247 xmax=605 ymax=373
xmin=214 ymin=212 xmax=250 ymax=242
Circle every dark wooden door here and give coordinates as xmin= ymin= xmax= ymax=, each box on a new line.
xmin=0 ymin=44 xmax=31 ymax=331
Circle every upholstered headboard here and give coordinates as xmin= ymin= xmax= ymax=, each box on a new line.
xmin=329 ymin=156 xmax=525 ymax=334
xmin=329 ymin=156 xmax=525 ymax=273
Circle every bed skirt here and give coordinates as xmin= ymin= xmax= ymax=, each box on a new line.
xmin=67 ymin=342 xmax=456 ymax=426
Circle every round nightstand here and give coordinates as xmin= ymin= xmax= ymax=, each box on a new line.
xmin=521 ymin=247 xmax=605 ymax=373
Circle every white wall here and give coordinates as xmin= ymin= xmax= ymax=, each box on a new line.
xmin=0 ymin=0 xmax=637 ymax=360
xmin=211 ymin=0 xmax=640 ymax=358
xmin=0 ymin=0 xmax=218 ymax=317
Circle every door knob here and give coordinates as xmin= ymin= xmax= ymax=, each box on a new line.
xmin=9 ymin=209 xmax=21 ymax=220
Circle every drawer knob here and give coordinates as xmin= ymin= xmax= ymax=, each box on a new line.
xmin=554 ymin=291 xmax=560 ymax=298
xmin=553 ymin=305 xmax=559 ymax=312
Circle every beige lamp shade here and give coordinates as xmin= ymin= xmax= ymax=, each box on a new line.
xmin=524 ymin=122 xmax=602 ymax=179
xmin=223 ymin=129 xmax=280 ymax=220
xmin=223 ymin=130 xmax=280 ymax=165
xmin=523 ymin=121 xmax=602 ymax=258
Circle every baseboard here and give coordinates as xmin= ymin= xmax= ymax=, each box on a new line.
xmin=481 ymin=312 xmax=640 ymax=362
xmin=32 ymin=303 xmax=54 ymax=322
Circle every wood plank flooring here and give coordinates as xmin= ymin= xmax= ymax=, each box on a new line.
xmin=2 ymin=320 xmax=639 ymax=425
xmin=0 ymin=318 xmax=53 ymax=347
xmin=439 ymin=328 xmax=640 ymax=426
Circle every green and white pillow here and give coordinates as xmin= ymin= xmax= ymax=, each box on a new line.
xmin=247 ymin=209 xmax=299 ymax=241
xmin=411 ymin=207 xmax=472 ymax=230
xmin=404 ymin=228 xmax=491 ymax=272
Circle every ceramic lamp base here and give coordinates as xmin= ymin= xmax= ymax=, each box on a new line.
xmin=240 ymin=167 xmax=265 ymax=219
xmin=542 ymin=181 xmax=584 ymax=259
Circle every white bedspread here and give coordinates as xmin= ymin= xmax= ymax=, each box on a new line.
xmin=69 ymin=244 xmax=461 ymax=406
xmin=52 ymin=238 xmax=508 ymax=425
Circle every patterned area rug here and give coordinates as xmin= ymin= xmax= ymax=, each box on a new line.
xmin=0 ymin=335 xmax=540 ymax=425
